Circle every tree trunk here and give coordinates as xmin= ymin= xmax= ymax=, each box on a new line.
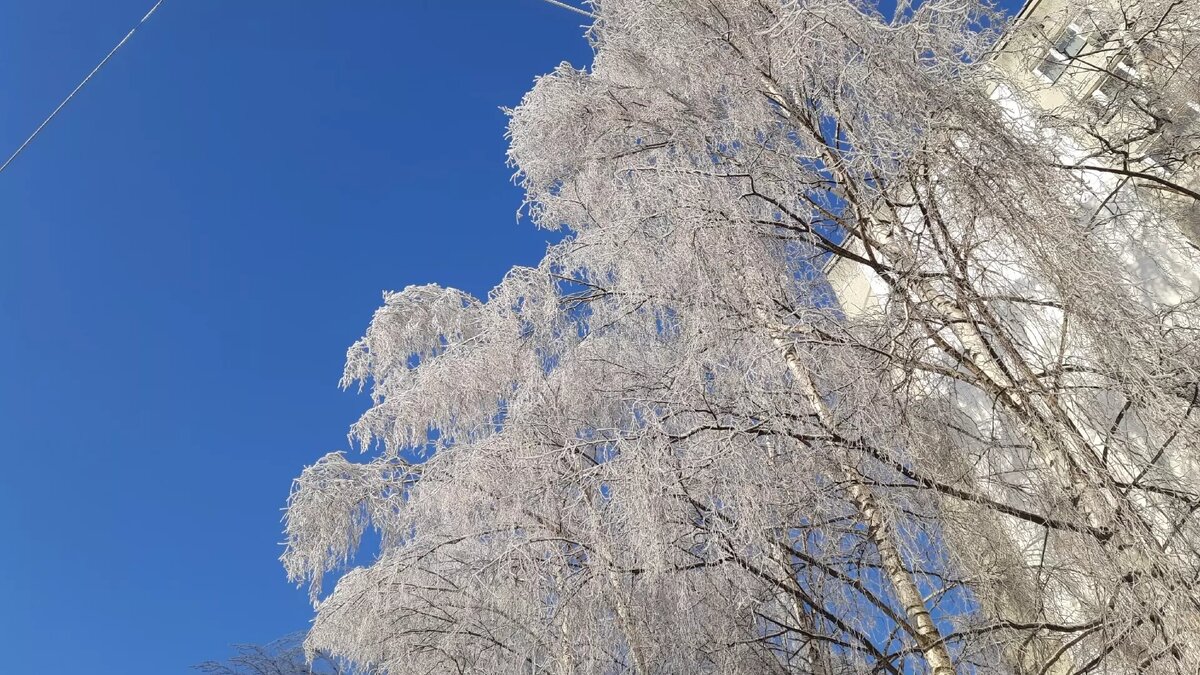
xmin=765 ymin=313 xmax=957 ymax=674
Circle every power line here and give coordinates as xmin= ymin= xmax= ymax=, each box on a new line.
xmin=537 ymin=0 xmax=597 ymax=19
xmin=0 ymin=0 xmax=167 ymax=176
xmin=0 ymin=0 xmax=590 ymax=176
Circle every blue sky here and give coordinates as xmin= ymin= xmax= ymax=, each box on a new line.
xmin=0 ymin=1 xmax=591 ymax=672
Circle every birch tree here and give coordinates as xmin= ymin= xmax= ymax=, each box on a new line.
xmin=281 ymin=0 xmax=1200 ymax=672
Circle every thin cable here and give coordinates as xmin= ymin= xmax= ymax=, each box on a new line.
xmin=0 ymin=0 xmax=167 ymax=175
xmin=537 ymin=0 xmax=597 ymax=19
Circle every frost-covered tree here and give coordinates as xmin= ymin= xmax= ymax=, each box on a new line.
xmin=281 ymin=0 xmax=1200 ymax=672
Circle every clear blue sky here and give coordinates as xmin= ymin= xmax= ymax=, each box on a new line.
xmin=0 ymin=1 xmax=591 ymax=672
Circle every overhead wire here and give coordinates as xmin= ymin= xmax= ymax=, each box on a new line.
xmin=0 ymin=0 xmax=592 ymax=177
xmin=0 ymin=0 xmax=167 ymax=175
xmin=537 ymin=0 xmax=598 ymax=19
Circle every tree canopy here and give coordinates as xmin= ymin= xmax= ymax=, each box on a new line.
xmin=281 ymin=1 xmax=1200 ymax=672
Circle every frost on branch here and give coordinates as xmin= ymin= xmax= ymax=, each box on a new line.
xmin=282 ymin=452 xmax=411 ymax=602
xmin=338 ymin=274 xmax=561 ymax=456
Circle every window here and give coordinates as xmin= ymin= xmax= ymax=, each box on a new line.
xmin=1093 ymin=57 xmax=1137 ymax=102
xmin=1033 ymin=24 xmax=1088 ymax=83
